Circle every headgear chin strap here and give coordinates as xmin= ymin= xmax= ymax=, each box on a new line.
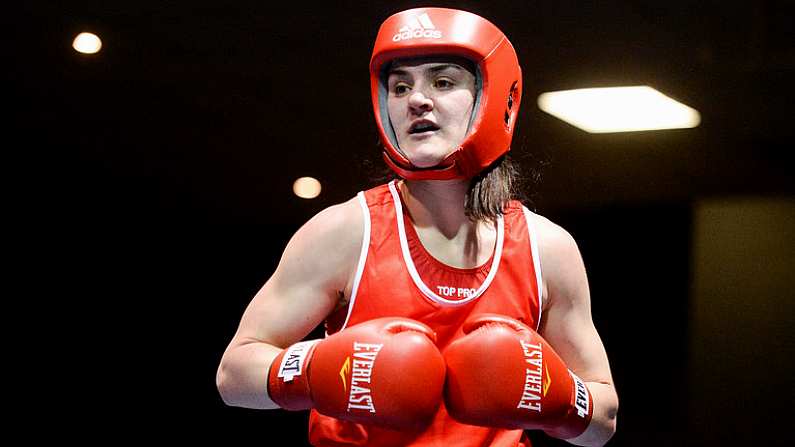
xmin=370 ymin=7 xmax=522 ymax=180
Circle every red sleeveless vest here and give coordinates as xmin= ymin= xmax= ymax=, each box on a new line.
xmin=309 ymin=182 xmax=543 ymax=447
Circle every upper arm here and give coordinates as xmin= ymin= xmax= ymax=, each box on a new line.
xmin=229 ymin=198 xmax=364 ymax=350
xmin=534 ymin=215 xmax=614 ymax=385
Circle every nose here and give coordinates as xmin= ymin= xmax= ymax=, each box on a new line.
xmin=408 ymin=91 xmax=433 ymax=115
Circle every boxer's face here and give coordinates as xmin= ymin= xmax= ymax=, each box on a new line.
xmin=386 ymin=58 xmax=476 ymax=168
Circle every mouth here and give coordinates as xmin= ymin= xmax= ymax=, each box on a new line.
xmin=409 ymin=120 xmax=441 ymax=135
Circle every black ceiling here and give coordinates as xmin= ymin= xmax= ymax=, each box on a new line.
xmin=14 ymin=1 xmax=794 ymax=225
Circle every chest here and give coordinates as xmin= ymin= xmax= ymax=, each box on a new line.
xmin=411 ymin=220 xmax=497 ymax=269
xmin=328 ymin=190 xmax=543 ymax=346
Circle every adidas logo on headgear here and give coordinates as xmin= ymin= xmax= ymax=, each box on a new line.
xmin=392 ymin=13 xmax=442 ymax=42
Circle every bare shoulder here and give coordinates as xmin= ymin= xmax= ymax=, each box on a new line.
xmin=526 ymin=211 xmax=587 ymax=310
xmin=282 ymin=196 xmax=364 ymax=277
xmin=294 ymin=196 xmax=363 ymax=248
xmin=526 ymin=211 xmax=581 ymax=261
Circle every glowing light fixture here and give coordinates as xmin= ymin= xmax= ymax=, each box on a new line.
xmin=537 ymin=86 xmax=701 ymax=133
xmin=72 ymin=32 xmax=102 ymax=54
xmin=293 ymin=177 xmax=322 ymax=199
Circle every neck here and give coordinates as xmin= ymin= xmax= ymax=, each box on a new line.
xmin=399 ymin=179 xmax=474 ymax=238
xmin=398 ymin=179 xmax=496 ymax=268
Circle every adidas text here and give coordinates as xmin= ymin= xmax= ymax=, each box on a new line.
xmin=392 ymin=28 xmax=442 ymax=42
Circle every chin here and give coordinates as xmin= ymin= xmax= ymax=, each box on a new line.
xmin=402 ymin=143 xmax=453 ymax=168
xmin=407 ymin=154 xmax=448 ymax=169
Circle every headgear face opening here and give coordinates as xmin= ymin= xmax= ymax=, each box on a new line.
xmin=370 ymin=7 xmax=523 ymax=180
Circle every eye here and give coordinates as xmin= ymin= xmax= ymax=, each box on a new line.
xmin=392 ymin=82 xmax=411 ymax=96
xmin=434 ymin=78 xmax=454 ymax=89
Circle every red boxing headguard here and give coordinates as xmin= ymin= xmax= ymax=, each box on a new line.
xmin=370 ymin=7 xmax=522 ymax=180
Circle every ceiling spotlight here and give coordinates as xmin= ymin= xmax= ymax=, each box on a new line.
xmin=72 ymin=32 xmax=102 ymax=54
xmin=293 ymin=177 xmax=322 ymax=199
xmin=538 ymin=86 xmax=701 ymax=133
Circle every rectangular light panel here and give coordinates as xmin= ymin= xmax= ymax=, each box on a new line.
xmin=537 ymin=86 xmax=701 ymax=133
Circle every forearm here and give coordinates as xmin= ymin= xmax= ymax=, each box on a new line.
xmin=565 ymin=382 xmax=618 ymax=447
xmin=216 ymin=340 xmax=282 ymax=409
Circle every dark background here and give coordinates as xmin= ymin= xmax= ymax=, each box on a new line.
xmin=11 ymin=1 xmax=793 ymax=445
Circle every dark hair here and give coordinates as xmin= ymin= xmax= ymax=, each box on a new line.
xmin=464 ymin=155 xmax=524 ymax=223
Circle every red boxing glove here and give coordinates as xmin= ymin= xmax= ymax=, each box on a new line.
xmin=267 ymin=317 xmax=445 ymax=430
xmin=444 ymin=314 xmax=593 ymax=439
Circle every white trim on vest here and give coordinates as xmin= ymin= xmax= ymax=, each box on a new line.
xmin=336 ymin=191 xmax=371 ymax=332
xmin=522 ymin=206 xmax=544 ymax=332
xmin=387 ymin=180 xmax=504 ymax=306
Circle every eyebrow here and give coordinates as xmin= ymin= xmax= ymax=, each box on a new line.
xmin=387 ymin=64 xmax=466 ymax=77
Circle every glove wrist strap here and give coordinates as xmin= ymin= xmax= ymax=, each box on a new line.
xmin=544 ymin=370 xmax=594 ymax=439
xmin=267 ymin=339 xmax=321 ymax=410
